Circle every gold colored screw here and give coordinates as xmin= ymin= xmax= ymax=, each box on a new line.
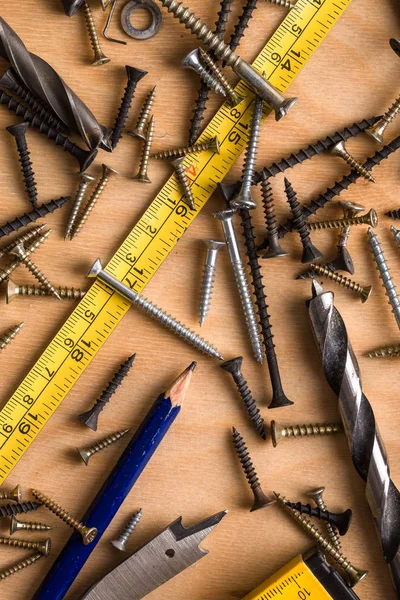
xmin=307 ymin=486 xmax=341 ymax=552
xmin=171 ymin=156 xmax=195 ymax=210
xmin=77 ymin=428 xmax=130 ymax=465
xmin=82 ymin=1 xmax=110 ymax=66
xmin=6 ymin=279 xmax=86 ymax=304
xmin=0 ymin=552 xmax=43 ymax=580
xmin=264 ymin=0 xmax=296 ymax=7
xmin=10 ymin=516 xmax=53 ymax=535
xmin=31 ymin=489 xmax=97 ymax=545
xmin=0 ymin=229 xmax=51 ymax=286
xmin=128 ymin=86 xmax=157 ymax=140
xmin=71 ymin=164 xmax=119 ymax=239
xmin=365 ymin=345 xmax=400 ymax=358
xmin=274 ymin=493 xmax=368 ymax=587
xmin=151 ymin=136 xmax=220 ymax=160
xmin=10 ymin=243 xmax=61 ymax=300
xmin=133 ymin=115 xmax=155 ymax=183
xmin=0 ymin=536 xmax=51 ymax=556
xmin=270 ymin=420 xmax=342 ymax=447
xmin=0 ymin=323 xmax=24 ymax=352
xmin=366 ymin=96 xmax=400 ymax=145
xmin=310 ymin=264 xmax=372 ymax=303
xmin=0 ymin=224 xmax=46 ymax=260
xmin=0 ymin=484 xmax=21 ymax=502
xmin=65 ymin=173 xmax=95 ymax=240
xmin=307 ymin=209 xmax=378 ymax=231
xmin=331 ymin=141 xmax=375 ymax=183
xmin=198 ymin=48 xmax=243 ymax=107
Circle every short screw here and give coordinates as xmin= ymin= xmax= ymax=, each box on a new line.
xmin=198 ymin=48 xmax=243 ymax=107
xmin=0 ymin=224 xmax=46 ymax=260
xmin=390 ymin=225 xmax=400 ymax=248
xmin=365 ymin=345 xmax=400 ymax=358
xmin=71 ymin=164 xmax=119 ymax=239
xmin=111 ymin=65 xmax=147 ymax=149
xmin=309 ymin=264 xmax=372 ymax=303
xmin=307 ymin=209 xmax=378 ymax=231
xmin=0 ymin=323 xmax=24 ymax=353
xmin=6 ymin=122 xmax=39 ymax=208
xmin=133 ymin=115 xmax=155 ymax=183
xmin=215 ymin=209 xmax=264 ymax=364
xmin=265 ymin=0 xmax=296 ymax=7
xmin=31 ymin=489 xmax=97 ymax=545
xmin=367 ymin=228 xmax=400 ymax=328
xmin=0 ymin=198 xmax=68 ymax=239
xmin=282 ymin=501 xmax=352 ymax=536
xmin=0 ymin=484 xmax=21 ymax=502
xmin=82 ymin=0 xmax=110 ymax=65
xmin=77 ymin=428 xmax=130 ymax=465
xmin=284 ymin=178 xmax=323 ymax=264
xmin=270 ymin=420 xmax=342 ymax=447
xmin=274 ymin=493 xmax=368 ymax=587
xmin=231 ymin=95 xmax=263 ymax=211
xmin=307 ymin=486 xmax=341 ymax=551
xmin=0 ymin=501 xmax=41 ymax=519
xmin=221 ymin=357 xmax=266 ymax=440
xmin=232 ymin=427 xmax=274 ymax=511
xmin=10 ymin=243 xmax=61 ymax=300
xmin=171 ymin=156 xmax=195 ymax=210
xmin=385 ymin=209 xmax=400 ymax=220
xmin=128 ymin=85 xmax=156 ymax=140
xmin=65 ymin=173 xmax=95 ymax=240
xmin=79 ymin=354 xmax=136 ymax=431
xmin=111 ymin=508 xmax=142 ymax=551
xmin=0 ymin=229 xmax=51 ymax=287
xmin=181 ymin=49 xmax=229 ymax=100
xmin=6 ymin=280 xmax=86 ymax=303
xmin=199 ymin=240 xmax=225 ymax=326
xmin=0 ymin=552 xmax=43 ymax=580
xmin=331 ymin=140 xmax=375 ymax=183
xmin=260 ymin=176 xmax=288 ymax=258
xmin=151 ymin=136 xmax=220 ymax=160
xmin=10 ymin=516 xmax=53 ymax=535
xmin=366 ymin=96 xmax=400 ymax=145
xmin=0 ymin=536 xmax=51 ymax=556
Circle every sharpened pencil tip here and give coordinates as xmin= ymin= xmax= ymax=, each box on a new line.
xmin=188 ymin=361 xmax=197 ymax=372
xmin=166 ymin=362 xmax=196 ymax=406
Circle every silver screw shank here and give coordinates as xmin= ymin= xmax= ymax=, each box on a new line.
xmin=199 ymin=240 xmax=225 ymax=326
xmin=368 ymin=228 xmax=400 ymax=329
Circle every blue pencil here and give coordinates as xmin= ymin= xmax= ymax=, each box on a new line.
xmin=32 ymin=361 xmax=197 ymax=600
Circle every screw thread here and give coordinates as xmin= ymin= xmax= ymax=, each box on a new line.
xmin=390 ymin=226 xmax=400 ymax=248
xmin=216 ymin=0 xmax=233 ymax=35
xmin=192 ymin=58 xmax=227 ymax=96
xmin=131 ymin=86 xmax=156 ymax=138
xmin=0 ymin=552 xmax=43 ymax=580
xmin=72 ymin=170 xmax=113 ymax=238
xmin=365 ymin=345 xmax=400 ymax=358
xmin=228 ymin=368 xmax=265 ymax=439
xmin=0 ymin=230 xmax=51 ymax=286
xmin=199 ymin=264 xmax=216 ymax=326
xmin=173 ymin=159 xmax=195 ymax=209
xmin=261 ymin=177 xmax=278 ymax=238
xmin=83 ymin=1 xmax=105 ymax=58
xmin=0 ymin=224 xmax=46 ymax=259
xmin=11 ymin=283 xmax=86 ymax=300
xmin=0 ymin=489 xmax=17 ymax=501
xmin=111 ymin=69 xmax=144 ymax=149
xmin=336 ymin=146 xmax=375 ymax=182
xmin=65 ymin=176 xmax=93 ymax=240
xmin=152 ymin=139 xmax=216 ymax=160
xmin=116 ymin=509 xmax=143 ymax=547
xmin=0 ymin=502 xmax=41 ymax=519
xmin=79 ymin=428 xmax=130 ymax=462
xmin=19 ymin=253 xmax=59 ymax=299
xmin=265 ymin=0 xmax=295 ymax=6
xmin=367 ymin=229 xmax=400 ymax=328
xmin=379 ymin=97 xmax=400 ymax=129
xmin=11 ymin=518 xmax=52 ymax=532
xmin=0 ymin=323 xmax=24 ymax=351
xmin=0 ymin=536 xmax=48 ymax=554
xmin=307 ymin=213 xmax=375 ymax=231
xmin=232 ymin=427 xmax=261 ymax=490
xmin=199 ymin=49 xmax=241 ymax=104
xmin=284 ymin=178 xmax=313 ymax=247
xmin=134 ymin=115 xmax=154 ymax=181
xmin=0 ymin=197 xmax=68 ymax=240
xmin=10 ymin=132 xmax=38 ymax=208
xmin=386 ymin=209 xmax=400 ymax=220
xmin=309 ymin=492 xmax=341 ymax=551
xmin=282 ymin=423 xmax=341 ymax=438
xmin=228 ymin=0 xmax=258 ymax=54
xmin=240 ymin=96 xmax=262 ymax=199
xmin=310 ymin=264 xmax=365 ymax=295
xmin=283 ymin=502 xmax=332 ymax=524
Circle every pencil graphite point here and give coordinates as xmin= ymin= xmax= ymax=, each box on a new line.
xmin=166 ymin=362 xmax=197 ymax=406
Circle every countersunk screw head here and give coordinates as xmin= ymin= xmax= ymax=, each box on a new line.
xmin=306 ymin=486 xmax=326 ymax=502
xmin=302 ymin=243 xmax=323 ymax=264
xmin=360 ymin=284 xmax=373 ymax=304
xmin=270 ymin=420 xmax=281 ymax=447
xmin=230 ymin=192 xmax=257 ymax=211
xmin=6 ymin=122 xmax=30 ymax=138
xmin=251 ymin=485 xmax=275 ymax=512
xmin=339 ymin=200 xmax=365 ymax=215
xmin=40 ymin=538 xmax=52 ymax=556
xmin=204 ymin=240 xmax=225 ymax=252
xmin=81 ymin=526 xmax=98 ymax=545
xmin=214 ymin=208 xmax=236 ymax=222
xmin=330 ymin=247 xmax=354 ymax=274
xmin=221 ymin=356 xmax=243 ymax=376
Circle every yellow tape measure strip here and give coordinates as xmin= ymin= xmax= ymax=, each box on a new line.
xmin=0 ymin=0 xmax=352 ymax=483
xmin=243 ymin=555 xmax=333 ymax=599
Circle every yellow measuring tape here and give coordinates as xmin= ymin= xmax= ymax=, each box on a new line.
xmin=0 ymin=0 xmax=352 ymax=483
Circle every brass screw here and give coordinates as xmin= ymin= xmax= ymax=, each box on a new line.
xmin=366 ymin=96 xmax=400 ymax=145
xmin=10 ymin=516 xmax=53 ymax=535
xmin=307 ymin=486 xmax=341 ymax=552
xmin=365 ymin=345 xmax=400 ymax=358
xmin=10 ymin=243 xmax=61 ymax=300
xmin=0 ymin=536 xmax=51 ymax=556
xmin=151 ymin=136 xmax=220 ymax=160
xmin=307 ymin=209 xmax=378 ymax=231
xmin=82 ymin=1 xmax=110 ymax=66
xmin=0 ymin=552 xmax=43 ymax=580
xmin=270 ymin=420 xmax=342 ymax=447
xmin=198 ymin=48 xmax=243 ymax=107
xmin=309 ymin=264 xmax=372 ymax=303
xmin=171 ymin=156 xmax=195 ymax=210
xmin=265 ymin=0 xmax=296 ymax=7
xmin=0 ymin=229 xmax=51 ymax=286
xmin=128 ymin=86 xmax=157 ymax=140
xmin=0 ymin=484 xmax=21 ymax=502
xmin=133 ymin=115 xmax=155 ymax=183
xmin=65 ymin=173 xmax=95 ymax=240
xmin=31 ymin=489 xmax=97 ymax=545
xmin=331 ymin=141 xmax=375 ymax=183
xmin=0 ymin=224 xmax=46 ymax=260
xmin=6 ymin=280 xmax=86 ymax=304
xmin=71 ymin=164 xmax=119 ymax=239
xmin=77 ymin=428 xmax=130 ymax=465
xmin=274 ymin=493 xmax=368 ymax=587
xmin=0 ymin=323 xmax=24 ymax=352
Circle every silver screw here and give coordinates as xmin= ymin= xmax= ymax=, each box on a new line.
xmin=366 ymin=96 xmax=400 ymax=145
xmin=128 ymin=86 xmax=157 ymax=141
xmin=214 ymin=209 xmax=263 ymax=363
xmin=87 ymin=260 xmax=224 ymax=360
xmin=307 ymin=486 xmax=341 ymax=552
xmin=198 ymin=48 xmax=243 ymax=107
xmin=231 ymin=95 xmax=263 ymax=211
xmin=65 ymin=173 xmax=95 ymax=240
xmin=367 ymin=228 xmax=400 ymax=329
xmin=171 ymin=156 xmax=195 ymax=210
xmin=390 ymin=226 xmax=400 ymax=248
xmin=181 ymin=49 xmax=230 ymax=99
xmin=111 ymin=509 xmax=142 ymax=551
xmin=331 ymin=141 xmax=375 ymax=183
xmin=78 ymin=428 xmax=130 ymax=465
xmin=10 ymin=243 xmax=61 ymax=300
xmin=199 ymin=240 xmax=225 ymax=326
xmin=10 ymin=516 xmax=53 ymax=535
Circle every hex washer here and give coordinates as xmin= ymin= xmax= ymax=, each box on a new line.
xmin=121 ymin=1 xmax=163 ymax=40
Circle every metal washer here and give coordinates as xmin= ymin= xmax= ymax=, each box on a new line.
xmin=121 ymin=0 xmax=162 ymax=40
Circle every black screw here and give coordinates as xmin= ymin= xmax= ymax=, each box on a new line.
xmin=297 ymin=248 xmax=355 ymax=280
xmin=79 ymin=353 xmax=136 ymax=430
xmin=231 ymin=427 xmax=274 ymax=512
xmin=227 ymin=0 xmax=258 ymax=56
xmin=0 ymin=501 xmax=41 ymax=519
xmin=390 ymin=37 xmax=400 ymax=58
xmin=6 ymin=122 xmax=39 ymax=208
xmin=386 ymin=209 xmax=400 ymax=219
xmin=0 ymin=90 xmax=97 ymax=172
xmin=284 ymin=501 xmax=352 ymax=536
xmin=221 ymin=357 xmax=266 ymax=440
xmin=260 ymin=175 xmax=288 ymax=258
xmin=284 ymin=178 xmax=323 ymax=264
xmin=0 ymin=196 xmax=69 ymax=239
xmin=110 ymin=65 xmax=147 ymax=150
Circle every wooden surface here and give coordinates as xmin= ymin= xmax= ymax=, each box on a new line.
xmin=0 ymin=1 xmax=399 ymax=598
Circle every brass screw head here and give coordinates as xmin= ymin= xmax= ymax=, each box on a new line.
xmin=360 ymin=285 xmax=373 ymax=304
xmin=81 ymin=526 xmax=98 ymax=545
xmin=307 ymin=486 xmax=326 ymax=502
xmin=0 ymin=484 xmax=22 ymax=502
xmin=270 ymin=420 xmax=282 ymax=447
xmin=6 ymin=279 xmax=18 ymax=304
xmin=340 ymin=200 xmax=365 ymax=216
xmin=39 ymin=538 xmax=52 ymax=556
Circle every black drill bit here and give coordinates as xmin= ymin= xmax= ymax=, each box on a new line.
xmin=283 ymin=500 xmax=352 ymax=536
xmin=7 ymin=122 xmax=39 ymax=208
xmin=385 ymin=209 xmax=400 ymax=219
xmin=227 ymin=0 xmax=258 ymax=56
xmin=0 ymin=502 xmax=41 ymax=518
xmin=0 ymin=197 xmax=69 ymax=239
xmin=79 ymin=354 xmax=136 ymax=431
xmin=110 ymin=66 xmax=147 ymax=150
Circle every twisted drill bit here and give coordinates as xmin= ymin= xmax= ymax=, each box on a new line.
xmin=307 ymin=279 xmax=400 ymax=594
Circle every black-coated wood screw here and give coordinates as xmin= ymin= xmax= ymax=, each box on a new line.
xmin=284 ymin=501 xmax=352 ymax=536
xmin=0 ymin=197 xmax=69 ymax=239
xmin=260 ymin=175 xmax=288 ymax=258
xmin=7 ymin=122 xmax=38 ymax=208
xmin=110 ymin=65 xmax=147 ymax=150
xmin=0 ymin=502 xmax=41 ymax=519
xmin=228 ymin=0 xmax=258 ymax=56
xmin=386 ymin=209 xmax=400 ymax=219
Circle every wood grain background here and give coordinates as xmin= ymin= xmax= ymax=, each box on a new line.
xmin=0 ymin=1 xmax=400 ymax=598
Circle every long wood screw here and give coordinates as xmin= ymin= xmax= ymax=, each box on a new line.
xmin=6 ymin=280 xmax=86 ymax=303
xmin=65 ymin=173 xmax=95 ymax=240
xmin=171 ymin=156 xmax=195 ymax=209
xmin=0 ymin=536 xmax=51 ymax=556
xmin=260 ymin=176 xmax=288 ymax=258
xmin=10 ymin=516 xmax=53 ymax=535
xmin=285 ymin=178 xmax=323 ymax=263
xmin=366 ymin=96 xmax=400 ymax=145
xmin=0 ymin=229 xmax=51 ymax=286
xmin=83 ymin=1 xmax=110 ymax=65
xmin=77 ymin=428 xmax=130 ymax=465
xmin=307 ymin=209 xmax=378 ymax=231
xmin=0 ymin=501 xmax=41 ymax=519
xmin=0 ymin=323 xmax=24 ymax=353
xmin=365 ymin=345 xmax=400 ymax=358
xmin=331 ymin=141 xmax=375 ymax=183
xmin=133 ymin=116 xmax=154 ymax=183
xmin=111 ymin=65 xmax=147 ymax=149
xmin=367 ymin=228 xmax=400 ymax=325
xmin=151 ymin=136 xmax=220 ymax=160
xmin=6 ymin=122 xmax=39 ymax=208
xmin=0 ymin=552 xmax=43 ymax=580
xmin=271 ymin=421 xmax=342 ymax=447
xmin=128 ymin=85 xmax=156 ymax=141
xmin=309 ymin=264 xmax=372 ymax=303
xmin=10 ymin=243 xmax=61 ymax=300
xmin=307 ymin=486 xmax=342 ymax=552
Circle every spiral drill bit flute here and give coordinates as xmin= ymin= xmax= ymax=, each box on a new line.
xmin=307 ymin=279 xmax=400 ymax=594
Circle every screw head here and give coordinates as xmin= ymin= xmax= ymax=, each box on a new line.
xmin=77 ymin=447 xmax=91 ymax=465
xmin=92 ymin=50 xmax=111 ymax=67
xmin=87 ymin=258 xmax=103 ymax=278
xmin=125 ymin=65 xmax=148 ymax=84
xmin=302 ymin=243 xmax=323 ymax=264
xmin=82 ymin=526 xmax=98 ymax=545
xmin=6 ymin=121 xmax=30 ymax=138
xmin=263 ymin=237 xmax=289 ymax=259
xmin=102 ymin=164 xmax=119 ymax=178
xmin=390 ymin=37 xmax=400 ymax=58
xmin=367 ymin=209 xmax=378 ymax=228
xmin=270 ymin=420 xmax=282 ymax=447
xmin=181 ymin=48 xmax=202 ymax=70
xmin=209 ymin=136 xmax=221 ymax=154
xmin=214 ymin=208 xmax=236 ymax=222
xmin=340 ymin=200 xmax=365 ymax=215
xmin=79 ymin=148 xmax=98 ymax=174
xmin=360 ymin=285 xmax=373 ymax=304
xmin=9 ymin=484 xmax=22 ymax=503
xmin=268 ymin=391 xmax=294 ymax=409
xmin=127 ymin=127 xmax=147 ymax=141
xmin=275 ymin=97 xmax=298 ymax=121
xmin=306 ymin=486 xmax=326 ymax=502
xmin=204 ymin=240 xmax=225 ymax=252
xmin=230 ymin=190 xmax=257 ymax=211
xmin=39 ymin=538 xmax=52 ymax=556
xmin=132 ymin=172 xmax=151 ymax=184
xmin=110 ymin=539 xmax=127 ymax=552
xmin=10 ymin=516 xmax=21 ymax=535
xmin=330 ymin=248 xmax=355 ymax=275
xmin=80 ymin=173 xmax=96 ymax=185
xmin=331 ymin=140 xmax=346 ymax=158
xmin=217 ymin=182 xmax=241 ymax=207
xmin=250 ymin=484 xmax=276 ymax=512
xmin=220 ymin=356 xmax=243 ymax=377
xmin=9 ymin=242 xmax=26 ymax=259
